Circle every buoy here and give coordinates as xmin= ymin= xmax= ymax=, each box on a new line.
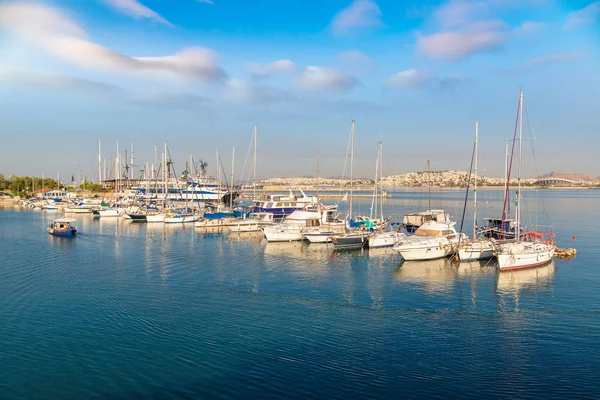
xmin=572 ymin=236 xmax=576 ymax=240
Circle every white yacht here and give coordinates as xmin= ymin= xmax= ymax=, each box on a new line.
xmin=368 ymin=231 xmax=407 ymax=248
xmin=228 ymin=212 xmax=274 ymax=232
xmin=263 ymin=209 xmax=327 ymax=242
xmin=393 ymin=215 xmax=467 ymax=261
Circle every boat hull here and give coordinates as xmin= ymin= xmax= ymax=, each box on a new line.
xmin=368 ymin=232 xmax=405 ymax=248
xmin=332 ymin=233 xmax=368 ymax=249
xmin=146 ymin=214 xmax=165 ymax=223
xmin=48 ymin=228 xmax=76 ymax=237
xmin=263 ymin=227 xmax=304 ymax=242
xmin=304 ymin=231 xmax=333 ymax=243
xmin=497 ymin=243 xmax=555 ymax=271
xmin=457 ymin=240 xmax=495 ymax=261
xmin=98 ymin=209 xmax=122 ymax=218
xmin=164 ymin=214 xmax=199 ymax=224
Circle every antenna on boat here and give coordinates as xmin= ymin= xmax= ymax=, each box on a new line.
xmin=316 ymin=151 xmax=319 ymax=199
xmin=231 ymin=146 xmax=235 ymax=211
xmin=474 ymin=120 xmax=478 ymax=239
xmin=516 ymin=88 xmax=523 ymax=244
xmin=98 ymin=138 xmax=102 ymax=184
xmin=253 ymin=124 xmax=258 ymax=202
xmin=350 ymin=120 xmax=355 ymax=220
xmin=427 ymin=159 xmax=431 ymax=211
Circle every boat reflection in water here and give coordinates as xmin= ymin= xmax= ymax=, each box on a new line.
xmin=495 ymin=261 xmax=556 ymax=311
xmin=226 ymin=231 xmax=264 ymax=243
xmin=393 ymin=258 xmax=458 ymax=292
xmin=263 ymin=241 xmax=334 ymax=261
xmin=496 ymin=261 xmax=556 ymax=292
xmin=456 ymin=258 xmax=498 ymax=278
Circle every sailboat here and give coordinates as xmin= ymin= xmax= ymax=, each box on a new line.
xmin=456 ymin=120 xmax=495 ymax=261
xmin=401 ymin=161 xmax=446 ymax=233
xmin=393 ymin=160 xmax=467 ymax=261
xmin=496 ymin=89 xmax=555 ymax=271
xmin=368 ymin=141 xmax=405 ymax=248
xmin=332 ymin=120 xmax=370 ymax=249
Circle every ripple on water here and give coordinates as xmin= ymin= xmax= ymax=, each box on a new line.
xmin=1 ymin=207 xmax=600 ymax=399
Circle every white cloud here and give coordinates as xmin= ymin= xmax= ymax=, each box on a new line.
xmin=385 ymin=69 xmax=432 ymax=88
xmin=0 ymin=3 xmax=226 ymax=81
xmin=517 ymin=52 xmax=584 ymax=70
xmin=415 ymin=0 xmax=549 ymax=62
xmin=293 ymin=66 xmax=359 ymax=93
xmin=196 ymin=0 xmax=215 ymax=4
xmin=250 ymin=59 xmax=298 ymax=80
xmin=417 ymin=20 xmax=508 ymax=61
xmin=385 ymin=69 xmax=469 ymax=90
xmin=223 ymin=78 xmax=296 ymax=105
xmin=331 ymin=0 xmax=383 ymax=35
xmin=333 ymin=50 xmax=375 ymax=76
xmin=101 ymin=0 xmax=172 ymax=26
xmin=433 ymin=0 xmax=489 ymax=28
xmin=565 ymin=2 xmax=600 ymax=28
xmin=514 ymin=21 xmax=545 ymax=36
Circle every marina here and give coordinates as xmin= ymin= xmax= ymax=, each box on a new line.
xmin=0 ymin=0 xmax=598 ymax=397
xmin=0 ymin=187 xmax=597 ymax=399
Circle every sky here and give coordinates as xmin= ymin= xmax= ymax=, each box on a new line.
xmin=0 ymin=0 xmax=598 ymax=182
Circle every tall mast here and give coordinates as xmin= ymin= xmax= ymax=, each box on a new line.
xmin=350 ymin=120 xmax=354 ymax=219
xmin=380 ymin=141 xmax=384 ymax=221
xmin=216 ymin=149 xmax=220 ymax=193
xmin=516 ymin=88 xmax=523 ymax=243
xmin=427 ymin=160 xmax=431 ymax=211
xmin=230 ymin=147 xmax=235 ymax=210
xmin=154 ymin=144 xmax=158 ymax=180
xmin=316 ymin=151 xmax=319 ymax=199
xmin=370 ymin=147 xmax=378 ymax=220
xmin=473 ymin=120 xmax=479 ymax=239
xmin=116 ymin=142 xmax=120 ymax=193
xmin=130 ymin=143 xmax=134 ymax=181
xmin=253 ymin=124 xmax=258 ymax=201
xmin=164 ymin=142 xmax=168 ymax=205
xmin=98 ymin=138 xmax=102 ymax=184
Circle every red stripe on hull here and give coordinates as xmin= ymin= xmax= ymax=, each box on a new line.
xmin=499 ymin=258 xmax=552 ymax=272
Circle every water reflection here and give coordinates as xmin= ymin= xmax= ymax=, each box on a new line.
xmin=263 ymin=241 xmax=334 ymax=261
xmin=496 ymin=262 xmax=556 ymax=293
xmin=495 ymin=261 xmax=556 ymax=312
xmin=226 ymin=231 xmax=264 ymax=244
xmin=393 ymin=258 xmax=458 ymax=292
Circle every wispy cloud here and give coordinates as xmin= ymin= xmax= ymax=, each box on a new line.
xmin=565 ymin=2 xmax=600 ymax=28
xmin=0 ymin=67 xmax=122 ymax=98
xmin=0 ymin=3 xmax=226 ymax=81
xmin=385 ymin=69 xmax=469 ymax=90
xmin=517 ymin=52 xmax=584 ymax=70
xmin=196 ymin=0 xmax=214 ymax=4
xmin=417 ymin=20 xmax=507 ymax=61
xmin=334 ymin=50 xmax=375 ymax=75
xmin=514 ymin=21 xmax=545 ymax=36
xmin=101 ymin=0 xmax=172 ymax=26
xmin=416 ymin=0 xmax=548 ymax=62
xmin=250 ymin=60 xmax=298 ymax=80
xmin=223 ymin=78 xmax=296 ymax=105
xmin=293 ymin=66 xmax=359 ymax=93
xmin=330 ymin=0 xmax=383 ymax=35
xmin=385 ymin=69 xmax=432 ymax=88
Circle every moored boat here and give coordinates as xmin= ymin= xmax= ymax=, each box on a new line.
xmin=393 ymin=217 xmax=468 ymax=261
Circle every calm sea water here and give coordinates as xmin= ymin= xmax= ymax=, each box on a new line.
xmin=1 ymin=189 xmax=599 ymax=399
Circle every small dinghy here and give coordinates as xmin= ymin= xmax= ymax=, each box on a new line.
xmin=48 ymin=218 xmax=78 ymax=237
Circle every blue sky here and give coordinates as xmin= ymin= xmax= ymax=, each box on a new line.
xmin=0 ymin=0 xmax=598 ymax=181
